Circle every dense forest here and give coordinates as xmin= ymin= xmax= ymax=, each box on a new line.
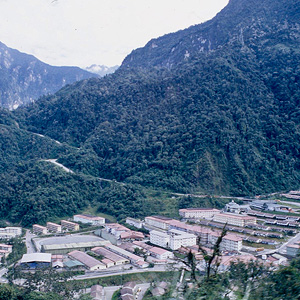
xmin=0 ymin=0 xmax=299 ymax=225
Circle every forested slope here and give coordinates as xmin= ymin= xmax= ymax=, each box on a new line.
xmin=1 ymin=0 xmax=300 ymax=225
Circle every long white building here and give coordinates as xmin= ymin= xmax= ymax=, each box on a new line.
xmin=145 ymin=216 xmax=172 ymax=230
xmin=74 ymin=214 xmax=105 ymax=226
xmin=179 ymin=208 xmax=220 ymax=219
xmin=213 ymin=213 xmax=256 ymax=227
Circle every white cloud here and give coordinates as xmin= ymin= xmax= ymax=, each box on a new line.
xmin=0 ymin=0 xmax=228 ymax=68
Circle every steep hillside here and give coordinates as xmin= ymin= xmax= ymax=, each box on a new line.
xmin=0 ymin=42 xmax=96 ymax=110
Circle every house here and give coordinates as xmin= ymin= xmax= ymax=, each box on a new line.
xmin=148 ymin=247 xmax=174 ymax=260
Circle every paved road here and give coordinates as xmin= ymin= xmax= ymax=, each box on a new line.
xmin=44 ymin=159 xmax=74 ymax=173
xmin=74 ymin=265 xmax=166 ymax=280
xmin=281 ymin=201 xmax=300 ymax=208
xmin=25 ymin=229 xmax=36 ymax=253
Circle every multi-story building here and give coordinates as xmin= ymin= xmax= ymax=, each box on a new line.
xmin=46 ymin=222 xmax=62 ymax=233
xmin=213 ymin=213 xmax=256 ymax=227
xmin=208 ymin=232 xmax=243 ymax=251
xmin=61 ymin=220 xmax=79 ymax=231
xmin=145 ymin=216 xmax=172 ymax=230
xmin=150 ymin=230 xmax=170 ymax=248
xmin=179 ymin=208 xmax=221 ymax=219
xmin=33 ymin=224 xmax=48 ymax=235
xmin=169 ymin=229 xmax=197 ymax=250
xmin=73 ymin=214 xmax=105 ymax=226
xmin=0 ymin=227 xmax=22 ymax=239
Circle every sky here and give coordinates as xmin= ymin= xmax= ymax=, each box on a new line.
xmin=0 ymin=0 xmax=229 ymax=68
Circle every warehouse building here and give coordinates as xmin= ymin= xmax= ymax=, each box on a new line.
xmin=68 ymin=250 xmax=106 ymax=271
xmin=20 ymin=253 xmax=51 ymax=269
xmin=91 ymin=247 xmax=130 ymax=265
xmin=104 ymin=244 xmax=147 ymax=267
xmin=41 ymin=240 xmax=109 ymax=254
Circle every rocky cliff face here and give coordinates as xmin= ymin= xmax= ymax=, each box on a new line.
xmin=121 ymin=0 xmax=300 ymax=70
xmin=0 ymin=42 xmax=97 ymax=110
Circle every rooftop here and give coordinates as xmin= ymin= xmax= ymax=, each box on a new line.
xmin=21 ymin=253 xmax=51 ymax=263
xmin=68 ymin=250 xmax=105 ymax=269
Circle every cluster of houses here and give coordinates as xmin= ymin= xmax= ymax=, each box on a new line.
xmin=32 ymin=214 xmax=106 ymax=235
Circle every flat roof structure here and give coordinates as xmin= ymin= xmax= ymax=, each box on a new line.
xmin=36 ymin=234 xmax=110 ymax=254
xmin=21 ymin=253 xmax=51 ymax=264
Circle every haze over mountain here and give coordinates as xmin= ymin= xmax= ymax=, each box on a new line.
xmin=85 ymin=64 xmax=119 ymax=77
xmin=0 ymin=41 xmax=97 ymax=110
xmin=0 ymin=0 xmax=299 ymax=225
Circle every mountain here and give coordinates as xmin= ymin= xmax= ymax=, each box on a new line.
xmin=122 ymin=0 xmax=300 ymax=70
xmin=2 ymin=0 xmax=299 ymax=225
xmin=85 ymin=64 xmax=119 ymax=77
xmin=0 ymin=41 xmax=97 ymax=110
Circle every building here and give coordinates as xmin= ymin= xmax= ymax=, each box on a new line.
xmin=92 ymin=247 xmax=130 ymax=265
xmin=179 ymin=208 xmax=221 ymax=219
xmin=68 ymin=250 xmax=106 ymax=271
xmin=224 ymin=201 xmax=247 ymax=214
xmin=286 ymin=243 xmax=300 ymax=257
xmin=148 ymin=247 xmax=174 ymax=260
xmin=0 ymin=227 xmax=22 ymax=239
xmin=0 ymin=243 xmax=12 ymax=258
xmin=169 ymin=229 xmax=197 ymax=250
xmin=120 ymin=231 xmax=144 ymax=241
xmin=150 ymin=230 xmax=170 ymax=248
xmin=41 ymin=240 xmax=109 ymax=254
xmin=208 ymin=232 xmax=243 ymax=251
xmin=74 ymin=214 xmax=105 ymax=226
xmin=61 ymin=220 xmax=79 ymax=231
xmin=145 ymin=216 xmax=173 ymax=230
xmin=33 ymin=224 xmax=48 ymax=235
xmin=126 ymin=217 xmax=144 ymax=229
xmin=20 ymin=253 xmax=51 ymax=269
xmin=104 ymin=244 xmax=147 ymax=267
xmin=104 ymin=223 xmax=131 ymax=238
xmin=46 ymin=222 xmax=62 ymax=233
xmin=213 ymin=213 xmax=256 ymax=227
xmin=90 ymin=285 xmax=105 ymax=300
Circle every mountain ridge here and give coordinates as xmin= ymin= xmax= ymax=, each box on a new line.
xmin=0 ymin=41 xmax=97 ymax=110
